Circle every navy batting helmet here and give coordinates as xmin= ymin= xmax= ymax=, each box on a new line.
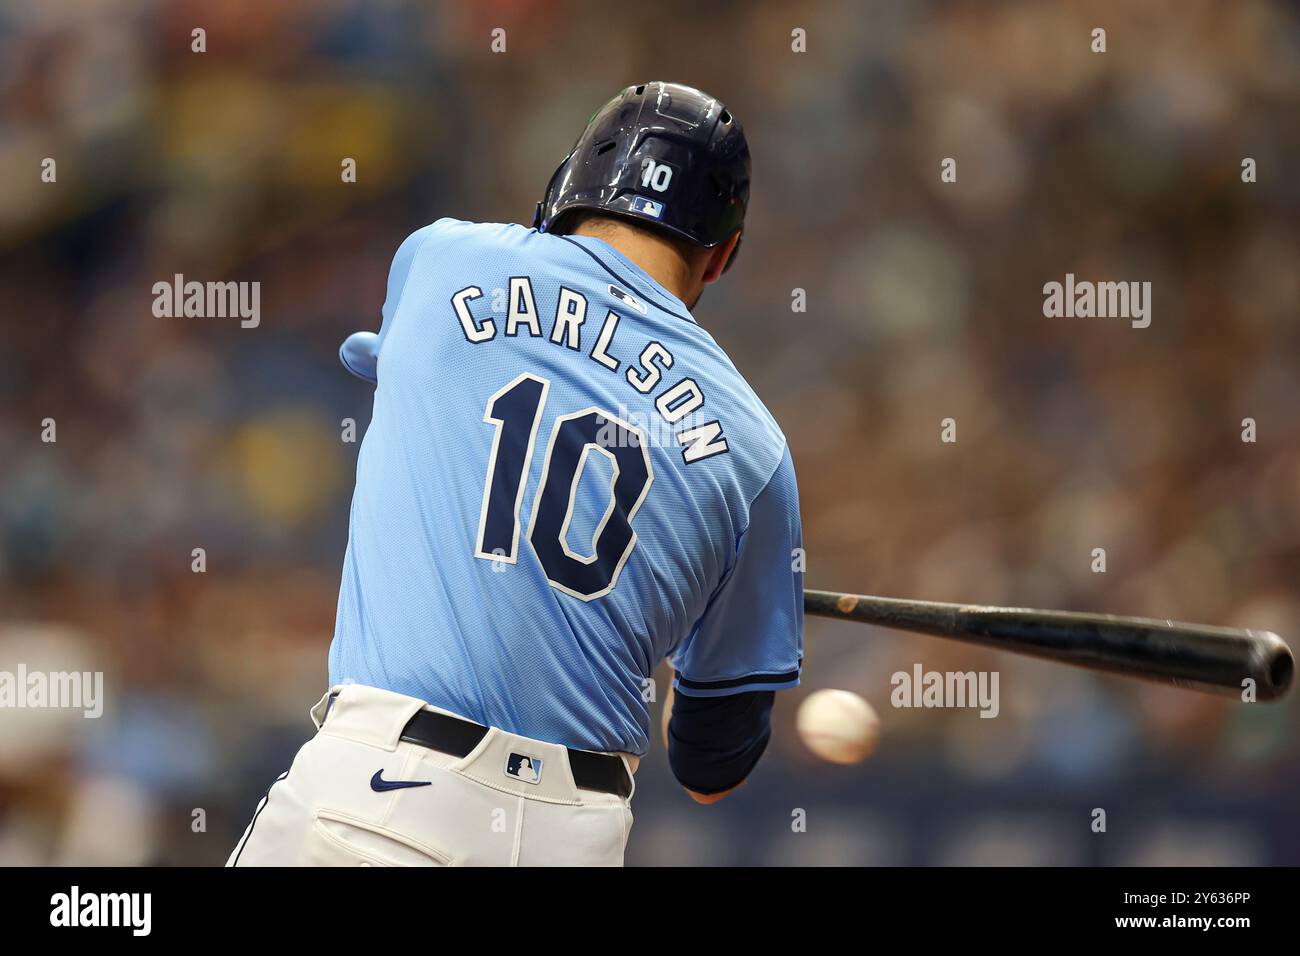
xmin=533 ymin=82 xmax=751 ymax=254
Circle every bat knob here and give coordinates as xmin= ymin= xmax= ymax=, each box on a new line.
xmin=1255 ymin=632 xmax=1294 ymax=701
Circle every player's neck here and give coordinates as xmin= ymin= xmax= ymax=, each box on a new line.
xmin=569 ymin=221 xmax=700 ymax=307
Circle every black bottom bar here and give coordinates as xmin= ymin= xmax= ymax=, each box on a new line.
xmin=0 ymin=866 xmax=1289 ymax=941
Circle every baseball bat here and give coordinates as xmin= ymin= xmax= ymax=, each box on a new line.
xmin=804 ymin=590 xmax=1294 ymax=700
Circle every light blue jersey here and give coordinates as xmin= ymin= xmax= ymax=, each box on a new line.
xmin=329 ymin=219 xmax=802 ymax=755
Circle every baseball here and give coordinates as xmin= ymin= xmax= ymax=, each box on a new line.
xmin=797 ymin=689 xmax=881 ymax=764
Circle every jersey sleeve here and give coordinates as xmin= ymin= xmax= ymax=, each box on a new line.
xmin=671 ymin=444 xmax=804 ymax=697
xmin=380 ymin=222 xmax=444 ymax=333
xmin=339 ymin=222 xmax=440 ymax=383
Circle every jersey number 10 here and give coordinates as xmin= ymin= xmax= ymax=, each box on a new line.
xmin=475 ymin=373 xmax=653 ymax=601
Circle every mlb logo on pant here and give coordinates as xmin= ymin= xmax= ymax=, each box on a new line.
xmin=505 ymin=752 xmax=543 ymax=784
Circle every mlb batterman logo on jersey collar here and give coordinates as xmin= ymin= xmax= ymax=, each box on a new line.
xmin=505 ymin=752 xmax=543 ymax=784
xmin=607 ymin=284 xmax=648 ymax=314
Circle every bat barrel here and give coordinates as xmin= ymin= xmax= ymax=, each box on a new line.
xmin=955 ymin=607 xmax=1294 ymax=700
xmin=804 ymin=590 xmax=1295 ymax=700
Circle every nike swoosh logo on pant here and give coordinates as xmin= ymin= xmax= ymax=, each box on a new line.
xmin=370 ymin=770 xmax=432 ymax=792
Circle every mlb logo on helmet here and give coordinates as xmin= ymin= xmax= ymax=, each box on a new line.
xmin=505 ymin=752 xmax=543 ymax=784
xmin=631 ymin=196 xmax=664 ymax=219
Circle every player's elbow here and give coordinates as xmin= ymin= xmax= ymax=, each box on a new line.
xmin=685 ymin=781 xmax=745 ymax=804
xmin=667 ymin=689 xmax=774 ymax=799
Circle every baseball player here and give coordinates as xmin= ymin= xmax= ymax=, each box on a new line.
xmin=228 ymin=81 xmax=803 ymax=866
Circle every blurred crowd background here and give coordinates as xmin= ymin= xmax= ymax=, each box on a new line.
xmin=1 ymin=0 xmax=1298 ymax=866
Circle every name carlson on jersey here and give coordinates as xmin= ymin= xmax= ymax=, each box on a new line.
xmin=450 ymin=277 xmax=728 ymax=464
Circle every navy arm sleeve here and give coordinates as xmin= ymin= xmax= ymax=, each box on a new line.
xmin=668 ymin=690 xmax=775 ymax=794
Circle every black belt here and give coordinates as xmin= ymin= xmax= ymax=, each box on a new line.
xmin=327 ymin=695 xmax=632 ymax=798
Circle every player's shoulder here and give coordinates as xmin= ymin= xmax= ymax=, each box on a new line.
xmin=682 ymin=323 xmax=789 ymax=472
xmin=654 ymin=330 xmax=792 ymax=517
xmin=406 ymin=217 xmax=533 ymax=251
xmin=402 ymin=218 xmax=582 ymax=273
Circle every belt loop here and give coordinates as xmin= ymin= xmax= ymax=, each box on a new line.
xmin=618 ymin=754 xmax=637 ymax=801
xmin=318 ymin=685 xmax=426 ymax=750
xmin=309 ymin=688 xmax=336 ymax=729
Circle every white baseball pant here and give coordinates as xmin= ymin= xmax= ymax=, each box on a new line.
xmin=227 ymin=684 xmax=636 ymax=867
